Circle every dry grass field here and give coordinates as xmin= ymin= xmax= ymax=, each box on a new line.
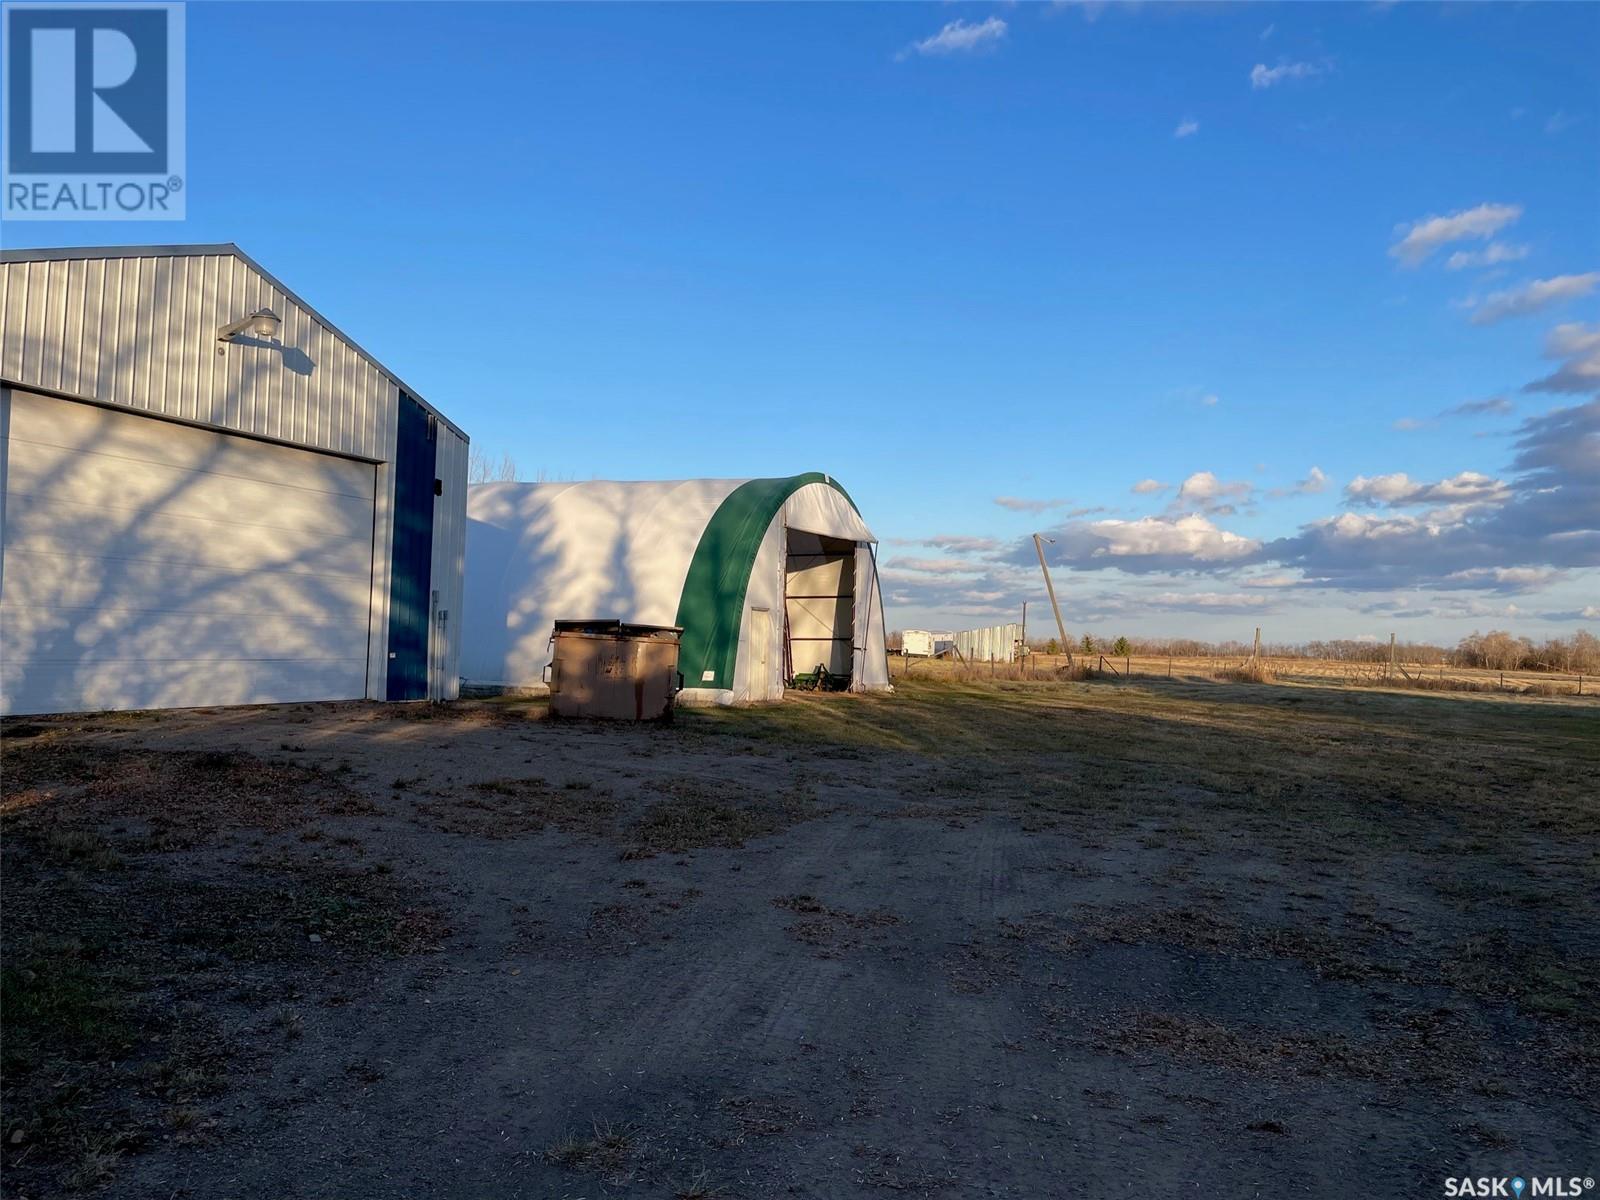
xmin=896 ymin=651 xmax=1598 ymax=697
xmin=2 ymin=674 xmax=1596 ymax=1198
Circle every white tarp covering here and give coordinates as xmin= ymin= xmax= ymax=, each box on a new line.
xmin=462 ymin=476 xmax=891 ymax=705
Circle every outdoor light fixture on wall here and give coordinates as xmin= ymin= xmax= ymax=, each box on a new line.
xmin=216 ymin=307 xmax=281 ymax=344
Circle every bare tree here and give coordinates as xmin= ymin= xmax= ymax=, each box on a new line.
xmin=1455 ymin=630 xmax=1535 ymax=672
xmin=1573 ymin=631 xmax=1600 ymax=673
xmin=468 ymin=448 xmax=518 ymax=484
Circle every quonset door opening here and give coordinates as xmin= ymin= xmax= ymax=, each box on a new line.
xmin=783 ymin=529 xmax=856 ymax=689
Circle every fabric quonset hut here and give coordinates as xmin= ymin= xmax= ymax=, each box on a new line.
xmin=462 ymin=474 xmax=891 ymax=705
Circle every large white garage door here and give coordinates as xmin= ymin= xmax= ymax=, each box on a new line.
xmin=1 ymin=389 xmax=377 ymax=715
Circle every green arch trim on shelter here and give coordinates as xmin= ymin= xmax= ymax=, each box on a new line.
xmin=674 ymin=472 xmax=859 ymax=690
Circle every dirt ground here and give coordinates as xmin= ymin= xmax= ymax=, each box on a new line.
xmin=3 ymin=676 xmax=1596 ymax=1198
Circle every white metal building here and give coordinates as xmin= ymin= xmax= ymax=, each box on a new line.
xmin=900 ymin=629 xmax=953 ymax=658
xmin=953 ymin=623 xmax=1022 ymax=663
xmin=0 ymin=244 xmax=468 ymax=716
xmin=462 ymin=474 xmax=892 ymax=705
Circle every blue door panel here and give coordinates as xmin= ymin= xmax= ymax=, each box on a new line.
xmin=386 ymin=393 xmax=435 ymax=701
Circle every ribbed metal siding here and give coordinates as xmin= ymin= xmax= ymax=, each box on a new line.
xmin=430 ymin=424 xmax=468 ymax=700
xmin=0 ymin=254 xmax=396 ymax=461
xmin=953 ymin=623 xmax=1021 ymax=663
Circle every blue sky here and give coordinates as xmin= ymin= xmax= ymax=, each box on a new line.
xmin=6 ymin=1 xmax=1598 ymax=643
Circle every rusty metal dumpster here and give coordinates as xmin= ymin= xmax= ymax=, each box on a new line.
xmin=545 ymin=620 xmax=683 ymax=720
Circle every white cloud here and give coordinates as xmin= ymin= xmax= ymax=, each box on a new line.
xmin=924 ymin=534 xmax=1001 ymax=555
xmin=1131 ymin=478 xmax=1171 ymax=495
xmin=1176 ymin=470 xmax=1252 ymax=510
xmin=1392 ymin=417 xmax=1431 ymax=431
xmin=1053 ymin=1 xmax=1109 ymax=23
xmin=898 ymin=402 xmax=1599 ymax=621
xmin=884 ymin=557 xmax=985 ymax=576
xmin=1445 ymin=242 xmax=1529 ymax=271
xmin=1545 ymin=109 xmax=1579 ymax=136
xmin=1441 ymin=396 xmax=1514 ymax=418
xmin=1174 ymin=117 xmax=1200 ymax=139
xmin=1442 ymin=566 xmax=1559 ymax=591
xmin=1525 ymin=322 xmax=1600 ymax=395
xmin=1147 ymin=591 xmax=1269 ymax=610
xmin=1546 ymin=322 xmax=1600 ymax=358
xmin=1541 ymin=605 xmax=1600 ymax=621
xmin=1302 ymin=510 xmax=1433 ymax=541
xmin=1345 ymin=470 xmax=1511 ymax=509
xmin=1268 ymin=466 xmax=1328 ymax=499
xmin=905 ymin=404 xmax=1600 ymax=615
xmin=1200 ymin=392 xmax=1220 ymax=406
xmin=1470 ymin=274 xmax=1600 ymax=326
xmin=1059 ymin=514 xmax=1262 ymax=565
xmin=1138 ymin=401 xmax=1600 ymax=594
xmin=1389 ymin=202 xmax=1523 ymax=267
xmin=1250 ymin=61 xmax=1324 ymax=90
xmin=898 ymin=16 xmax=1007 ymax=60
xmin=994 ymin=495 xmax=1069 ymax=514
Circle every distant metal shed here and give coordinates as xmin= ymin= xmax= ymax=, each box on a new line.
xmin=0 ymin=244 xmax=468 ymax=715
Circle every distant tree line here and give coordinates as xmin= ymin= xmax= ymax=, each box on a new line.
xmin=467 ymin=449 xmax=571 ymax=485
xmin=1451 ymin=630 xmax=1600 ymax=673
xmin=468 ymin=448 xmax=518 ymax=484
xmin=1004 ymin=630 xmax=1600 ymax=673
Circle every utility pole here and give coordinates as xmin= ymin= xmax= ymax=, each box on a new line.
xmin=1033 ymin=533 xmax=1071 ymax=665
xmin=1020 ymin=601 xmax=1027 ymax=663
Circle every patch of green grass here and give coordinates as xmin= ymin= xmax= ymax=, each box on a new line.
xmin=545 ymin=1119 xmax=639 ymax=1184
xmin=39 ymin=828 xmax=124 ymax=871
xmin=624 ymin=778 xmax=820 ymax=856
xmin=1 ymin=941 xmax=148 ymax=1193
xmin=688 ymin=678 xmax=1600 ymax=852
xmin=64 ymin=1131 xmax=127 ymax=1191
xmin=415 ymin=777 xmax=617 ymax=839
xmin=629 ymin=799 xmax=774 ymax=855
xmin=674 ymin=1168 xmax=726 ymax=1198
xmin=1 ymin=947 xmax=132 ymax=1070
xmin=3 ymin=808 xmax=441 ymax=1195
